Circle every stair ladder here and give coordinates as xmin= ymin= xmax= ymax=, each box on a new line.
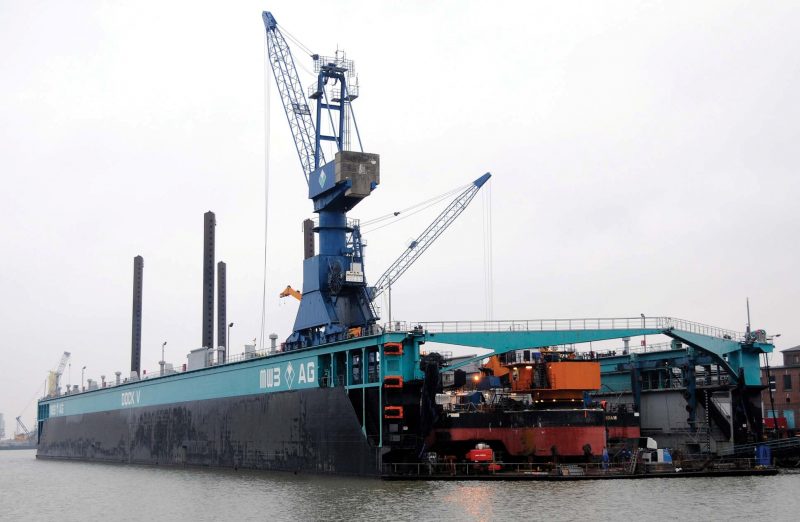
xmin=629 ymin=450 xmax=639 ymax=474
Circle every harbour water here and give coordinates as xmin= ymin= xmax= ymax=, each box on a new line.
xmin=1 ymin=450 xmax=797 ymax=521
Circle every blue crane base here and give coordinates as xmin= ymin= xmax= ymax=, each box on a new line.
xmin=287 ymin=152 xmax=380 ymax=350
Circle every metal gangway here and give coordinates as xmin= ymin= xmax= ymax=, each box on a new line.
xmin=413 ymin=316 xmax=745 ymax=341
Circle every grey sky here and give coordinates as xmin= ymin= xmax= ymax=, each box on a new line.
xmin=1 ymin=1 xmax=798 ymax=435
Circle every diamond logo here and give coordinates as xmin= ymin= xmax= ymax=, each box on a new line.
xmin=285 ymin=362 xmax=295 ymax=389
xmin=318 ymin=170 xmax=327 ymax=188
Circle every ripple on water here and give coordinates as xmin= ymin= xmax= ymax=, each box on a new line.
xmin=1 ymin=451 xmax=797 ymax=522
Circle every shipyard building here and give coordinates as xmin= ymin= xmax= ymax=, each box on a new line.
xmin=761 ymin=345 xmax=800 ymax=430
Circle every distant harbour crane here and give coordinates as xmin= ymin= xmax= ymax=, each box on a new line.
xmin=15 ymin=416 xmax=30 ymax=441
xmin=46 ymin=351 xmax=71 ymax=398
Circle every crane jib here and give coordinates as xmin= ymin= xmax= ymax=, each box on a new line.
xmin=262 ymin=11 xmax=321 ymax=184
xmin=370 ymin=172 xmax=491 ymax=301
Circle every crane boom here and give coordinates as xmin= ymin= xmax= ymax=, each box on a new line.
xmin=262 ymin=12 xmax=322 ymax=183
xmin=370 ymin=172 xmax=491 ymax=301
xmin=47 ymin=351 xmax=71 ymax=397
xmin=15 ymin=416 xmax=29 ymax=436
xmin=56 ymin=351 xmax=71 ymax=376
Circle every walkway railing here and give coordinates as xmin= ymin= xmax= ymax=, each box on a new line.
xmin=662 ymin=317 xmax=744 ymax=341
xmin=382 ymin=457 xmax=759 ymax=478
xmin=411 ymin=316 xmax=744 ymax=341
xmin=49 ymin=347 xmax=276 ymax=399
xmin=721 ymin=437 xmax=800 ymax=457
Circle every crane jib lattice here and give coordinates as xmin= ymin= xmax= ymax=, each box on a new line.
xmin=370 ymin=173 xmax=491 ymax=300
xmin=263 ymin=12 xmax=323 ymax=183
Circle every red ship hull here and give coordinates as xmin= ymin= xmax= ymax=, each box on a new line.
xmin=436 ymin=425 xmax=607 ymax=457
xmin=431 ymin=408 xmax=609 ymax=458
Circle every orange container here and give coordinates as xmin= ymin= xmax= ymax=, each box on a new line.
xmin=546 ymin=361 xmax=600 ymax=390
xmin=384 ymin=342 xmax=403 ymax=356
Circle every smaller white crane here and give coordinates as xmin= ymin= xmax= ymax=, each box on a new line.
xmin=47 ymin=351 xmax=72 ymax=397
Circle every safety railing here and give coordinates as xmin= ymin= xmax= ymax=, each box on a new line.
xmin=47 ymin=346 xmax=277 ymax=399
xmin=383 ymin=461 xmax=627 ymax=478
xmin=721 ymin=437 xmax=800 ymax=457
xmin=660 ymin=317 xmax=744 ymax=341
xmin=411 ymin=316 xmax=745 ymax=341
xmin=307 ymin=216 xmax=361 ymax=230
xmin=221 ymin=350 xmax=271 ymax=365
xmin=417 ymin=317 xmax=664 ymax=333
xmin=383 ymin=321 xmax=415 ymax=333
xmin=630 ymin=341 xmax=673 ymax=354
xmin=382 ymin=457 xmax=761 ymax=478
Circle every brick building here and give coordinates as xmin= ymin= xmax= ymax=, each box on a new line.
xmin=761 ymin=345 xmax=800 ymax=429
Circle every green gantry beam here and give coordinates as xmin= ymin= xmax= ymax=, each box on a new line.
xmin=427 ymin=328 xmax=662 ymax=371
xmin=665 ymin=329 xmax=772 ymax=387
xmin=424 ymin=326 xmax=773 ymax=388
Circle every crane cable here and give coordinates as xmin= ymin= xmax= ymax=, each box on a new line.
xmin=482 ymin=180 xmax=494 ymax=320
xmin=16 ymin=379 xmax=47 ymax=428
xmin=360 ymin=183 xmax=470 ymax=234
xmin=278 ymin=24 xmax=318 ymax=78
xmin=279 ymin=23 xmax=315 ymax=57
xmin=260 ymin=32 xmax=273 ymax=350
xmin=362 ymin=183 xmax=466 ymax=225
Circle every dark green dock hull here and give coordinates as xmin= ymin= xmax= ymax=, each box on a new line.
xmin=37 ymin=387 xmax=383 ymax=476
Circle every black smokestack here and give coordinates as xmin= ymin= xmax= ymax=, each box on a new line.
xmin=131 ymin=255 xmax=143 ymax=376
xmin=202 ymin=211 xmax=215 ymax=349
xmin=217 ymin=260 xmax=226 ymax=356
xmin=303 ymin=218 xmax=315 ymax=259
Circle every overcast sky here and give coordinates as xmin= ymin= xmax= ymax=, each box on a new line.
xmin=1 ymin=1 xmax=798 ymax=435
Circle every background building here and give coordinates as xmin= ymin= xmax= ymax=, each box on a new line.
xmin=441 ymin=354 xmax=482 ymax=388
xmin=761 ymin=345 xmax=800 ymax=429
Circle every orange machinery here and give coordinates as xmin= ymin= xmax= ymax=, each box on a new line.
xmin=483 ymin=352 xmax=600 ymax=402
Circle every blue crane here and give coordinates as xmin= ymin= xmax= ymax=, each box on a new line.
xmin=263 ymin=12 xmax=490 ymax=349
xmin=263 ymin=12 xmax=378 ymax=350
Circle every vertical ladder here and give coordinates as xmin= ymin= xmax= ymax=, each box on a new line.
xmin=629 ymin=450 xmax=639 ymax=474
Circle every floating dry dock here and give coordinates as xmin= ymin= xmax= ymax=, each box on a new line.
xmin=36 ymin=11 xmax=779 ymax=479
xmin=36 ymin=317 xmax=776 ymax=477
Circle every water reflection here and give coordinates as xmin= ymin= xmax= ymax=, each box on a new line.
xmin=1 ymin=451 xmax=798 ymax=522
